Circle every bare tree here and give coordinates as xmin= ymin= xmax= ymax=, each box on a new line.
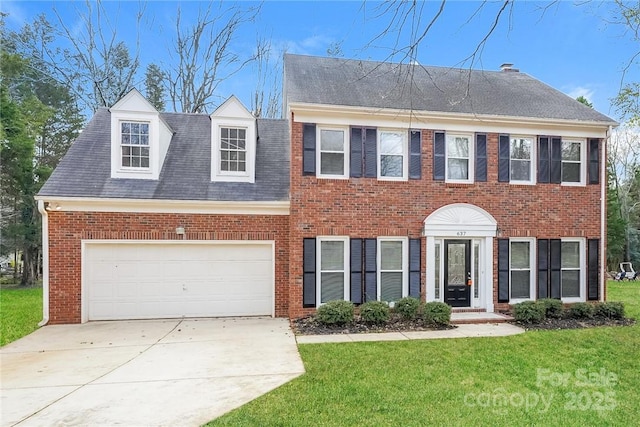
xmin=364 ymin=0 xmax=514 ymax=67
xmin=166 ymin=2 xmax=260 ymax=114
xmin=251 ymin=37 xmax=282 ymax=119
xmin=13 ymin=0 xmax=143 ymax=113
xmin=609 ymin=125 xmax=640 ymax=262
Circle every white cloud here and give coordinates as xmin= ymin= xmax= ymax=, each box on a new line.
xmin=0 ymin=1 xmax=28 ymax=28
xmin=566 ymin=86 xmax=595 ymax=102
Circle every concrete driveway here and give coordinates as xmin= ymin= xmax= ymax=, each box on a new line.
xmin=1 ymin=318 xmax=305 ymax=426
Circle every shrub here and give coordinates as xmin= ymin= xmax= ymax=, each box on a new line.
xmin=423 ymin=302 xmax=451 ymax=327
xmin=316 ymin=300 xmax=354 ymax=325
xmin=359 ymin=301 xmax=390 ymax=324
xmin=538 ymin=298 xmax=564 ymax=319
xmin=568 ymin=302 xmax=594 ymax=319
xmin=593 ymin=301 xmax=625 ymax=319
xmin=394 ymin=297 xmax=421 ymax=320
xmin=513 ymin=301 xmax=546 ymax=323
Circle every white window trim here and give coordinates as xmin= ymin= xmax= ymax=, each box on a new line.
xmin=218 ymin=126 xmax=249 ymax=176
xmin=561 ymin=138 xmax=586 ymax=187
xmin=316 ymin=125 xmax=349 ymax=179
xmin=561 ymin=238 xmax=586 ymax=302
xmin=119 ymin=120 xmax=151 ymax=171
xmin=445 ymin=132 xmax=474 ymax=184
xmin=509 ymin=238 xmax=536 ymax=304
xmin=316 ymin=236 xmax=349 ymax=306
xmin=377 ymin=128 xmax=408 ymax=181
xmin=509 ymin=135 xmax=536 ymax=185
xmin=211 ymin=121 xmax=255 ymax=183
xmin=376 ymin=237 xmax=409 ymax=302
xmin=110 ymin=110 xmax=159 ymax=180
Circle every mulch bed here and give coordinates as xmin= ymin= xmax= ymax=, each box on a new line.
xmin=516 ymin=316 xmax=636 ymax=331
xmin=292 ymin=314 xmax=453 ymax=335
xmin=292 ymin=314 xmax=636 ymax=335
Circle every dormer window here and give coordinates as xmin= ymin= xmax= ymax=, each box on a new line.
xmin=110 ymin=89 xmax=173 ymax=180
xmin=220 ymin=127 xmax=247 ymax=173
xmin=121 ymin=122 xmax=150 ymax=168
xmin=210 ymin=96 xmax=256 ymax=183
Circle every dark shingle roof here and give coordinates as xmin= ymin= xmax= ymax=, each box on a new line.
xmin=38 ymin=109 xmax=290 ymax=201
xmin=284 ymin=54 xmax=616 ymax=124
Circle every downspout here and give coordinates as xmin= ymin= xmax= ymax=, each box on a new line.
xmin=37 ymin=200 xmax=49 ymax=326
xmin=600 ymin=127 xmax=611 ymax=301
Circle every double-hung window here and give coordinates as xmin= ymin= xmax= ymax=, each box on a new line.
xmin=510 ymin=136 xmax=534 ymax=183
xmin=561 ymin=140 xmax=584 ymax=184
xmin=121 ymin=121 xmax=150 ymax=168
xmin=561 ymin=240 xmax=582 ymax=298
xmin=378 ymin=238 xmax=408 ymax=302
xmin=318 ymin=127 xmax=348 ymax=177
xmin=378 ymin=129 xmax=407 ymax=179
xmin=220 ymin=127 xmax=246 ymax=173
xmin=446 ymin=133 xmax=473 ymax=182
xmin=318 ymin=237 xmax=349 ymax=304
xmin=509 ymin=239 xmax=535 ymax=301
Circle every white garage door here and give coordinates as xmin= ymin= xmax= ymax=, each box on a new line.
xmin=84 ymin=241 xmax=274 ymax=321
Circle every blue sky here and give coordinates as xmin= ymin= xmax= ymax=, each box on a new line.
xmin=2 ymin=1 xmax=637 ymax=121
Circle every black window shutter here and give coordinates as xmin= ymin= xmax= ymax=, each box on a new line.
xmin=550 ymin=239 xmax=562 ymax=298
xmin=550 ymin=137 xmax=562 ymax=183
xmin=364 ymin=128 xmax=377 ymax=178
xmin=409 ymin=130 xmax=422 ymax=179
xmin=364 ymin=238 xmax=377 ymax=301
xmin=303 ymin=124 xmax=316 ymax=175
xmin=589 ymin=139 xmax=600 ymax=185
xmin=588 ymin=239 xmax=600 ymax=300
xmin=498 ymin=239 xmax=510 ymax=303
xmin=537 ymin=239 xmax=549 ymax=299
xmin=498 ymin=134 xmax=510 ymax=182
xmin=350 ymin=127 xmax=363 ymax=178
xmin=409 ymin=238 xmax=421 ymax=298
xmin=303 ymin=238 xmax=316 ymax=307
xmin=475 ymin=133 xmax=487 ymax=182
xmin=433 ymin=131 xmax=445 ymax=181
xmin=350 ymin=239 xmax=363 ymax=304
xmin=538 ymin=136 xmax=550 ymax=183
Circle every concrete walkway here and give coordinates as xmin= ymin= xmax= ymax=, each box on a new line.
xmin=1 ymin=318 xmax=304 ymax=427
xmin=296 ymin=322 xmax=525 ymax=344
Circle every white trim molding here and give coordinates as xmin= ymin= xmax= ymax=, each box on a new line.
xmin=288 ymin=102 xmax=615 ymax=139
xmin=424 ymin=203 xmax=498 ymax=237
xmin=424 ymin=203 xmax=497 ymax=312
xmin=35 ymin=196 xmax=290 ymax=215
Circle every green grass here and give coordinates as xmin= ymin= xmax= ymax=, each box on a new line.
xmin=208 ymin=281 xmax=640 ymax=426
xmin=0 ymin=286 xmax=43 ymax=346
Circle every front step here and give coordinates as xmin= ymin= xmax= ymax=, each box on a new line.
xmin=451 ymin=308 xmax=487 ymax=313
xmin=450 ymin=312 xmax=513 ymax=325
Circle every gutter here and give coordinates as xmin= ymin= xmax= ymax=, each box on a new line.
xmin=601 ymin=126 xmax=611 ymax=301
xmin=37 ymin=200 xmax=49 ymax=326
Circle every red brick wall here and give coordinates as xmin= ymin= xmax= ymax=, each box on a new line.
xmin=47 ymin=212 xmax=289 ymax=324
xmin=288 ymin=120 xmax=603 ymax=318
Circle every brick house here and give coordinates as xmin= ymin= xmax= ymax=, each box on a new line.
xmin=36 ymin=54 xmax=616 ymax=324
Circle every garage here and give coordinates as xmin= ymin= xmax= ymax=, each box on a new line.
xmin=83 ymin=241 xmax=274 ymax=321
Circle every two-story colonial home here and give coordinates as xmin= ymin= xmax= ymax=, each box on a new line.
xmin=36 ymin=54 xmax=616 ymax=324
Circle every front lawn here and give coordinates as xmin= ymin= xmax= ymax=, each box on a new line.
xmin=0 ymin=286 xmax=43 ymax=346
xmin=208 ymin=281 xmax=640 ymax=426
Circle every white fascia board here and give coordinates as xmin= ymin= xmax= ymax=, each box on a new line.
xmin=289 ymin=102 xmax=615 ymax=139
xmin=34 ymin=196 xmax=290 ymax=215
